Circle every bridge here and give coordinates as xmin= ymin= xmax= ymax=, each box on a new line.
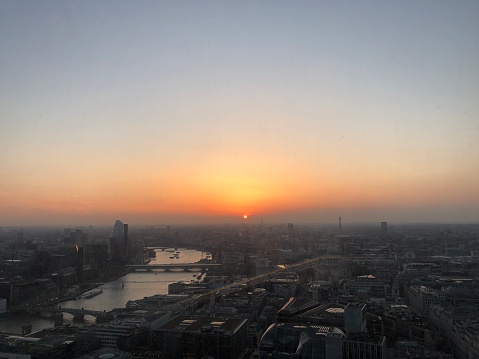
xmin=12 ymin=305 xmax=113 ymax=324
xmin=126 ymin=263 xmax=221 ymax=272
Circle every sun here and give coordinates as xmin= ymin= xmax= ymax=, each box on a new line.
xmin=243 ymin=215 xmax=248 ymax=219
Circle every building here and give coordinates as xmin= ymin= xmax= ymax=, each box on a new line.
xmin=153 ymin=315 xmax=248 ymax=359
xmin=76 ymin=246 xmax=84 ymax=283
xmin=111 ymin=220 xmax=125 ymax=241
xmin=309 ymin=281 xmax=334 ymax=303
xmin=80 ymin=322 xmax=147 ymax=350
xmin=63 ymin=229 xmax=89 ymax=246
xmin=0 ymin=330 xmax=99 ymax=359
xmin=0 ymin=298 xmax=6 ymax=314
xmin=78 ymin=347 xmax=132 ymax=359
xmin=258 ymin=322 xmax=344 ymax=359
xmin=382 ymin=304 xmax=437 ymax=348
xmin=0 ymin=278 xmax=59 ymax=306
xmin=109 ymin=219 xmax=129 ymax=265
xmin=342 ymin=333 xmax=386 ymax=359
xmin=29 ymin=326 xmax=101 ymax=357
xmin=405 ymin=285 xmax=445 ymax=314
xmin=341 ymin=276 xmax=390 ymax=299
xmin=344 ymin=303 xmax=367 ymax=334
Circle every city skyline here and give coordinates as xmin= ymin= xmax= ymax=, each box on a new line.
xmin=1 ymin=1 xmax=478 ymax=226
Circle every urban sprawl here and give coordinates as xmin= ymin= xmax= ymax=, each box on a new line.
xmin=0 ymin=221 xmax=478 ymax=358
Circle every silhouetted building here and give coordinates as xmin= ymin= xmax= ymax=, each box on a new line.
xmin=64 ymin=229 xmax=88 ymax=246
xmin=123 ymin=223 xmax=128 ymax=240
xmin=111 ymin=220 xmax=124 ymax=241
xmin=110 ymin=238 xmax=123 ymax=265
xmin=110 ymin=220 xmax=128 ymax=265
xmin=76 ymin=246 xmax=84 ymax=283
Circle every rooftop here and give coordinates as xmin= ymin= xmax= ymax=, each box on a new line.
xmin=155 ymin=315 xmax=247 ymax=335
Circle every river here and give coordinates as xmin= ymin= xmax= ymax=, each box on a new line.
xmin=0 ymin=248 xmax=205 ymax=334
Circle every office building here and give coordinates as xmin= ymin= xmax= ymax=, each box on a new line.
xmin=153 ymin=315 xmax=248 ymax=359
xmin=344 ymin=303 xmax=367 ymax=334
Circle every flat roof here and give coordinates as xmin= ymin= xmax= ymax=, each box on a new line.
xmin=155 ymin=315 xmax=247 ymax=335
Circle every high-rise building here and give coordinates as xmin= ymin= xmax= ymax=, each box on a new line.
xmin=344 ymin=303 xmax=366 ymax=334
xmin=111 ymin=220 xmax=124 ymax=241
xmin=110 ymin=220 xmax=127 ymax=265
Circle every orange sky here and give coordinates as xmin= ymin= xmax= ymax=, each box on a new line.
xmin=1 ymin=2 xmax=479 ymax=225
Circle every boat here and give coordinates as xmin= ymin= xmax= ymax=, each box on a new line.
xmin=77 ymin=289 xmax=103 ymax=299
xmin=169 ymin=256 xmax=174 ymax=259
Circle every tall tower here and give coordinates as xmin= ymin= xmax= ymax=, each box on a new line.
xmin=339 ymin=216 xmax=342 ymax=233
xmin=110 ymin=220 xmax=125 ymax=265
xmin=111 ymin=220 xmax=124 ymax=240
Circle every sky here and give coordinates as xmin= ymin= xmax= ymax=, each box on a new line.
xmin=1 ymin=1 xmax=478 ymax=226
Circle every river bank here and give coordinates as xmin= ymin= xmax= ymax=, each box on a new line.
xmin=0 ymin=248 xmax=205 ymax=334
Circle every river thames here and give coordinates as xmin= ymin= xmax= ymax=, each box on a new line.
xmin=0 ymin=248 xmax=204 ymax=334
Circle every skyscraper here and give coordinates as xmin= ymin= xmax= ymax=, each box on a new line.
xmin=110 ymin=220 xmax=127 ymax=265
xmin=111 ymin=220 xmax=124 ymax=240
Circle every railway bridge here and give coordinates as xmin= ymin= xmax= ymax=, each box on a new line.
xmin=12 ymin=305 xmax=114 ymax=324
xmin=125 ymin=263 xmax=221 ymax=272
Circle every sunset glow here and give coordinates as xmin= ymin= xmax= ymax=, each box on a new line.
xmin=1 ymin=1 xmax=478 ymax=225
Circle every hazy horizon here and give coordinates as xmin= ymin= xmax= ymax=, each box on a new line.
xmin=1 ymin=1 xmax=478 ymax=226
xmin=1 ymin=219 xmax=478 ymax=230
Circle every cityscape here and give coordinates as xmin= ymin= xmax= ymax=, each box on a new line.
xmin=1 ymin=220 xmax=479 ymax=358
xmin=1 ymin=1 xmax=479 ymax=358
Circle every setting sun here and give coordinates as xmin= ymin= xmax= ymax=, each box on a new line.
xmin=243 ymin=215 xmax=248 ymax=219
